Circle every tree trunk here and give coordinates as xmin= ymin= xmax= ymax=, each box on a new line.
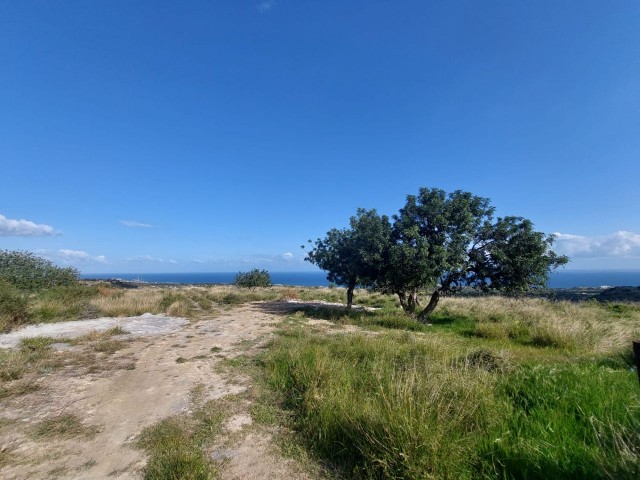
xmin=346 ymin=283 xmax=355 ymax=310
xmin=397 ymin=291 xmax=419 ymax=315
xmin=417 ymin=290 xmax=440 ymax=324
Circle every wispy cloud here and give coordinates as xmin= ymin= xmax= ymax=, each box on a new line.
xmin=36 ymin=249 xmax=107 ymax=265
xmin=58 ymin=249 xmax=108 ymax=264
xmin=257 ymin=1 xmax=274 ymax=13
xmin=0 ymin=214 xmax=55 ymax=237
xmin=281 ymin=252 xmax=294 ymax=261
xmin=127 ymin=255 xmax=178 ymax=264
xmin=120 ymin=220 xmax=153 ymax=228
xmin=553 ymin=231 xmax=640 ymax=258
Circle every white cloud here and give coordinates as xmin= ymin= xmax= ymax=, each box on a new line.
xmin=281 ymin=252 xmax=294 ymax=261
xmin=0 ymin=214 xmax=55 ymax=237
xmin=120 ymin=220 xmax=153 ymax=228
xmin=127 ymin=255 xmax=178 ymax=264
xmin=257 ymin=1 xmax=274 ymax=13
xmin=53 ymin=249 xmax=107 ymax=265
xmin=553 ymin=231 xmax=640 ymax=258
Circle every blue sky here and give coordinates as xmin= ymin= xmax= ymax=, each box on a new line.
xmin=1 ymin=1 xmax=639 ymax=273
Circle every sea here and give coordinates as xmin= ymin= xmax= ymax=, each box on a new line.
xmin=82 ymin=271 xmax=640 ymax=289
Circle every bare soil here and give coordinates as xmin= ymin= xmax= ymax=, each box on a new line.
xmin=0 ymin=303 xmax=326 ymax=480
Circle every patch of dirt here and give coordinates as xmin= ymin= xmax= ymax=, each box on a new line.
xmin=0 ymin=303 xmax=324 ymax=480
xmin=224 ymin=414 xmax=253 ymax=433
xmin=219 ymin=432 xmax=314 ymax=480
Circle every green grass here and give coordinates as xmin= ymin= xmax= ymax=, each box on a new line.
xmin=477 ymin=364 xmax=640 ymax=479
xmin=260 ymin=300 xmax=640 ymax=479
xmin=264 ymin=331 xmax=501 ymax=479
xmin=137 ymin=401 xmax=223 ymax=480
xmin=297 ymin=306 xmax=432 ymax=332
xmin=29 ymin=284 xmax=102 ymax=322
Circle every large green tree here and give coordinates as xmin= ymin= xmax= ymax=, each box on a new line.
xmin=305 ymin=208 xmax=391 ymax=309
xmin=378 ymin=188 xmax=568 ymax=322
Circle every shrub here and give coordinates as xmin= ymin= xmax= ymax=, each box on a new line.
xmin=0 ymin=280 xmax=30 ymax=331
xmin=0 ymin=250 xmax=79 ymax=291
xmin=234 ymin=269 xmax=272 ymax=288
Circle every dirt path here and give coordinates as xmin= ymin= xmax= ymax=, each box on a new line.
xmin=0 ymin=302 xmax=319 ymax=479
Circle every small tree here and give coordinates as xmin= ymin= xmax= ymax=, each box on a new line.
xmin=378 ymin=188 xmax=568 ymax=322
xmin=305 ymin=208 xmax=391 ymax=309
xmin=0 ymin=250 xmax=79 ymax=291
xmin=234 ymin=269 xmax=272 ymax=288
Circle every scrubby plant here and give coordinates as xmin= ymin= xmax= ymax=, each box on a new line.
xmin=0 ymin=280 xmax=30 ymax=331
xmin=0 ymin=250 xmax=79 ymax=291
xmin=234 ymin=269 xmax=272 ymax=288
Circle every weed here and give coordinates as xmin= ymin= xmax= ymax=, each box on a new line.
xmin=137 ymin=402 xmax=223 ymax=480
xmin=93 ymin=339 xmax=127 ymax=354
xmin=30 ymin=414 xmax=100 ymax=439
xmin=0 ymin=379 xmax=40 ymax=399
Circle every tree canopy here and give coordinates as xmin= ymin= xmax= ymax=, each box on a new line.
xmin=304 ymin=208 xmax=391 ymax=308
xmin=305 ymin=188 xmax=568 ymax=320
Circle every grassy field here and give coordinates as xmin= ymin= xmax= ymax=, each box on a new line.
xmin=261 ymin=294 xmax=640 ymax=479
xmin=1 ymin=282 xmax=639 ymax=478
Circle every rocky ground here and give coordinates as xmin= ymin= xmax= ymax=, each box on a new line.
xmin=0 ymin=302 xmax=326 ymax=480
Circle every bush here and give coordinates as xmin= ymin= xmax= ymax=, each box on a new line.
xmin=0 ymin=250 xmax=79 ymax=291
xmin=234 ymin=269 xmax=272 ymax=288
xmin=0 ymin=280 xmax=30 ymax=331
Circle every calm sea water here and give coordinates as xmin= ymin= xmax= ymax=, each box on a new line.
xmin=82 ymin=271 xmax=640 ymax=289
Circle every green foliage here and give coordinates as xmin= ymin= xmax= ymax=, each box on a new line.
xmin=305 ymin=188 xmax=568 ymax=319
xmin=233 ymin=268 xmax=272 ymax=288
xmin=385 ymin=188 xmax=568 ymax=319
xmin=305 ymin=208 xmax=391 ymax=306
xmin=0 ymin=250 xmax=79 ymax=291
xmin=0 ymin=280 xmax=30 ymax=331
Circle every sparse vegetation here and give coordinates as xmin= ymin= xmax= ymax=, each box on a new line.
xmin=137 ymin=401 xmax=223 ymax=480
xmin=30 ymin=414 xmax=100 ymax=440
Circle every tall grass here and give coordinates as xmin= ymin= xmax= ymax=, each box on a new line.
xmin=478 ymin=364 xmax=640 ymax=479
xmin=432 ymin=296 xmax=640 ymax=355
xmin=90 ymin=288 xmax=167 ymax=317
xmin=264 ymin=331 xmax=503 ymax=478
xmin=263 ymin=323 xmax=640 ymax=479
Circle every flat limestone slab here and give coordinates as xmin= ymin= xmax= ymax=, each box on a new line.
xmin=0 ymin=313 xmax=189 ymax=349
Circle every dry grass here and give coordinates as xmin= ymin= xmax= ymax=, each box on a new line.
xmin=90 ymin=288 xmax=167 ymax=317
xmin=30 ymin=414 xmax=100 ymax=440
xmin=437 ymin=296 xmax=640 ymax=354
